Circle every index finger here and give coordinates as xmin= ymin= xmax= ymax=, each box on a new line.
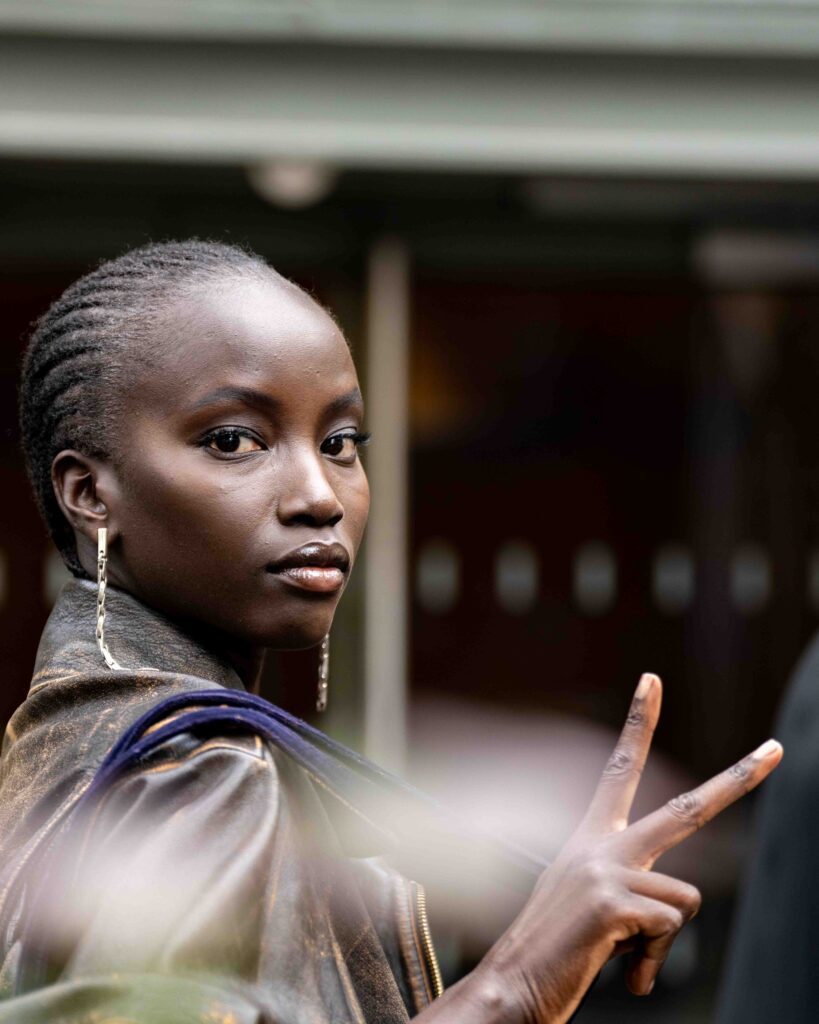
xmin=623 ymin=739 xmax=783 ymax=867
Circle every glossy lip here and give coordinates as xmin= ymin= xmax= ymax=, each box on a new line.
xmin=267 ymin=542 xmax=350 ymax=593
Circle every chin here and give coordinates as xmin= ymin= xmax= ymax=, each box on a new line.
xmin=253 ymin=613 xmax=335 ymax=652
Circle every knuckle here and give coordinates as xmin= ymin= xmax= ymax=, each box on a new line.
xmin=685 ymin=886 xmax=703 ymax=917
xmin=728 ymin=757 xmax=752 ymax=788
xmin=604 ymin=749 xmax=634 ymax=777
xmin=666 ymin=790 xmax=702 ymax=826
xmin=625 ymin=707 xmax=646 ymax=728
xmin=593 ymin=887 xmax=622 ymax=925
xmin=656 ymin=906 xmax=684 ymax=936
xmin=667 ymin=907 xmax=685 ymax=932
xmin=579 ymin=856 xmax=610 ymax=889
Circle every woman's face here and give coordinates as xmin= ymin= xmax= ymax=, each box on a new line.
xmin=106 ymin=273 xmax=370 ymax=651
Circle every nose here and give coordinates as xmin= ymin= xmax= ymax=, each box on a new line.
xmin=276 ymin=447 xmax=344 ymax=528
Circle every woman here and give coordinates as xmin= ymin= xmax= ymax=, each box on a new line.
xmin=0 ymin=240 xmax=781 ymax=1023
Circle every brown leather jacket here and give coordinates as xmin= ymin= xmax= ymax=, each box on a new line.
xmin=0 ymin=579 xmax=439 ymax=1023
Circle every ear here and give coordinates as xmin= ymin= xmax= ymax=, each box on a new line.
xmin=51 ymin=449 xmax=121 ymax=548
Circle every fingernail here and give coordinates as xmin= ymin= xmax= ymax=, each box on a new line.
xmin=755 ymin=738 xmax=782 ymax=759
xmin=636 ymin=674 xmax=656 ymax=698
xmin=646 ymin=980 xmax=655 ymax=995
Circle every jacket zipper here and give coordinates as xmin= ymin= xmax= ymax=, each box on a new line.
xmin=414 ymin=881 xmax=444 ymax=1000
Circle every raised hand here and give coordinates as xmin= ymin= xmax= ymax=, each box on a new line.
xmin=442 ymin=673 xmax=782 ymax=1024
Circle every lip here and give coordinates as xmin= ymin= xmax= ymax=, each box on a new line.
xmin=267 ymin=542 xmax=350 ymax=593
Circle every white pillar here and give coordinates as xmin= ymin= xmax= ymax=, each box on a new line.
xmin=364 ymin=237 xmax=410 ymax=773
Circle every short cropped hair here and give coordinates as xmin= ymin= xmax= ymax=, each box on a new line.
xmin=19 ymin=239 xmax=273 ymax=576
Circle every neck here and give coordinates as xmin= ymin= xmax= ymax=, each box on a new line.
xmin=175 ymin=616 xmax=267 ymax=692
xmin=222 ymin=644 xmax=266 ymax=694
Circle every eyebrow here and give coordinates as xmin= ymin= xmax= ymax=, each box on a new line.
xmin=190 ymin=386 xmax=279 ymax=414
xmin=325 ymin=387 xmax=364 ymax=417
xmin=190 ymin=385 xmax=363 ymax=418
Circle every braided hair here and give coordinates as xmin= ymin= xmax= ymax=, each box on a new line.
xmin=19 ymin=239 xmax=275 ymax=577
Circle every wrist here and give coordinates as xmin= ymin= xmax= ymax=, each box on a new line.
xmin=463 ymin=962 xmax=531 ymax=1024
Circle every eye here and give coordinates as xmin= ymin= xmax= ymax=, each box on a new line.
xmin=321 ymin=430 xmax=371 ymax=464
xmin=201 ymin=427 xmax=264 ymax=456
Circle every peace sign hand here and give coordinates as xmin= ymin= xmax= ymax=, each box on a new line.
xmin=472 ymin=674 xmax=782 ymax=1024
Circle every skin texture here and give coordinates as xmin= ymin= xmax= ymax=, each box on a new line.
xmin=52 ymin=273 xmax=369 ymax=687
xmin=48 ymin=269 xmax=782 ymax=1020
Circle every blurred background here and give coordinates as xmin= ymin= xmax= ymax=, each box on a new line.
xmin=3 ymin=1 xmax=819 ymax=1019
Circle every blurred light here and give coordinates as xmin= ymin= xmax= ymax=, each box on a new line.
xmin=694 ymin=231 xmax=819 ymax=287
xmin=653 ymin=544 xmax=694 ymax=615
xmin=573 ymin=542 xmax=616 ymax=615
xmin=730 ymin=544 xmax=770 ymax=614
xmin=44 ymin=548 xmax=71 ymax=606
xmin=522 ymin=180 xmax=802 ymax=222
xmin=416 ymin=539 xmax=460 ymax=615
xmin=246 ymin=161 xmax=337 ymax=208
xmin=494 ymin=540 xmax=538 ymax=615
xmin=522 ymin=179 xmax=716 ymax=219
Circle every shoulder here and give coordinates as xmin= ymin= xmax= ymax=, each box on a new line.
xmin=64 ymin=722 xmax=302 ymax=892
xmin=97 ymin=720 xmax=288 ymax=816
xmin=136 ymin=725 xmax=273 ymax=770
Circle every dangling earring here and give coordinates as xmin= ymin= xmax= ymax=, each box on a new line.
xmin=316 ymin=633 xmax=330 ymax=712
xmin=96 ymin=527 xmax=124 ymax=671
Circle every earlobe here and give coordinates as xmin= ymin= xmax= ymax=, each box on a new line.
xmin=51 ymin=450 xmax=119 ymax=545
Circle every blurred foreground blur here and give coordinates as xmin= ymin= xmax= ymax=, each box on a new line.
xmin=3 ymin=2 xmax=819 ymax=1019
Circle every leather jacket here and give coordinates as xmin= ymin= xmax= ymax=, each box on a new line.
xmin=0 ymin=579 xmax=440 ymax=1023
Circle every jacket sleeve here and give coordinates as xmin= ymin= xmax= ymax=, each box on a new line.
xmin=61 ymin=730 xmax=282 ymax=979
xmin=10 ymin=727 xmax=414 ymax=1024
xmin=0 ymin=730 xmax=289 ymax=1022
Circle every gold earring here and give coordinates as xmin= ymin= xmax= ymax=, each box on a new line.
xmin=316 ymin=634 xmax=330 ymax=712
xmin=96 ymin=527 xmax=124 ymax=671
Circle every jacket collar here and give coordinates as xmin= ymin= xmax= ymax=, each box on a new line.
xmin=33 ymin=578 xmax=245 ymax=693
xmin=29 ymin=579 xmax=398 ymax=859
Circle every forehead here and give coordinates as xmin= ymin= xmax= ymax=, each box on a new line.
xmin=132 ymin=274 xmax=358 ymax=408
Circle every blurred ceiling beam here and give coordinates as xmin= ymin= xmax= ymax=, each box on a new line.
xmin=2 ymin=0 xmax=819 ymax=58
xmin=1 ymin=32 xmax=819 ymax=178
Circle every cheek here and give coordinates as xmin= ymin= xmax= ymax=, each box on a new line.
xmin=343 ymin=471 xmax=370 ymax=552
xmin=119 ymin=455 xmax=258 ymax=558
